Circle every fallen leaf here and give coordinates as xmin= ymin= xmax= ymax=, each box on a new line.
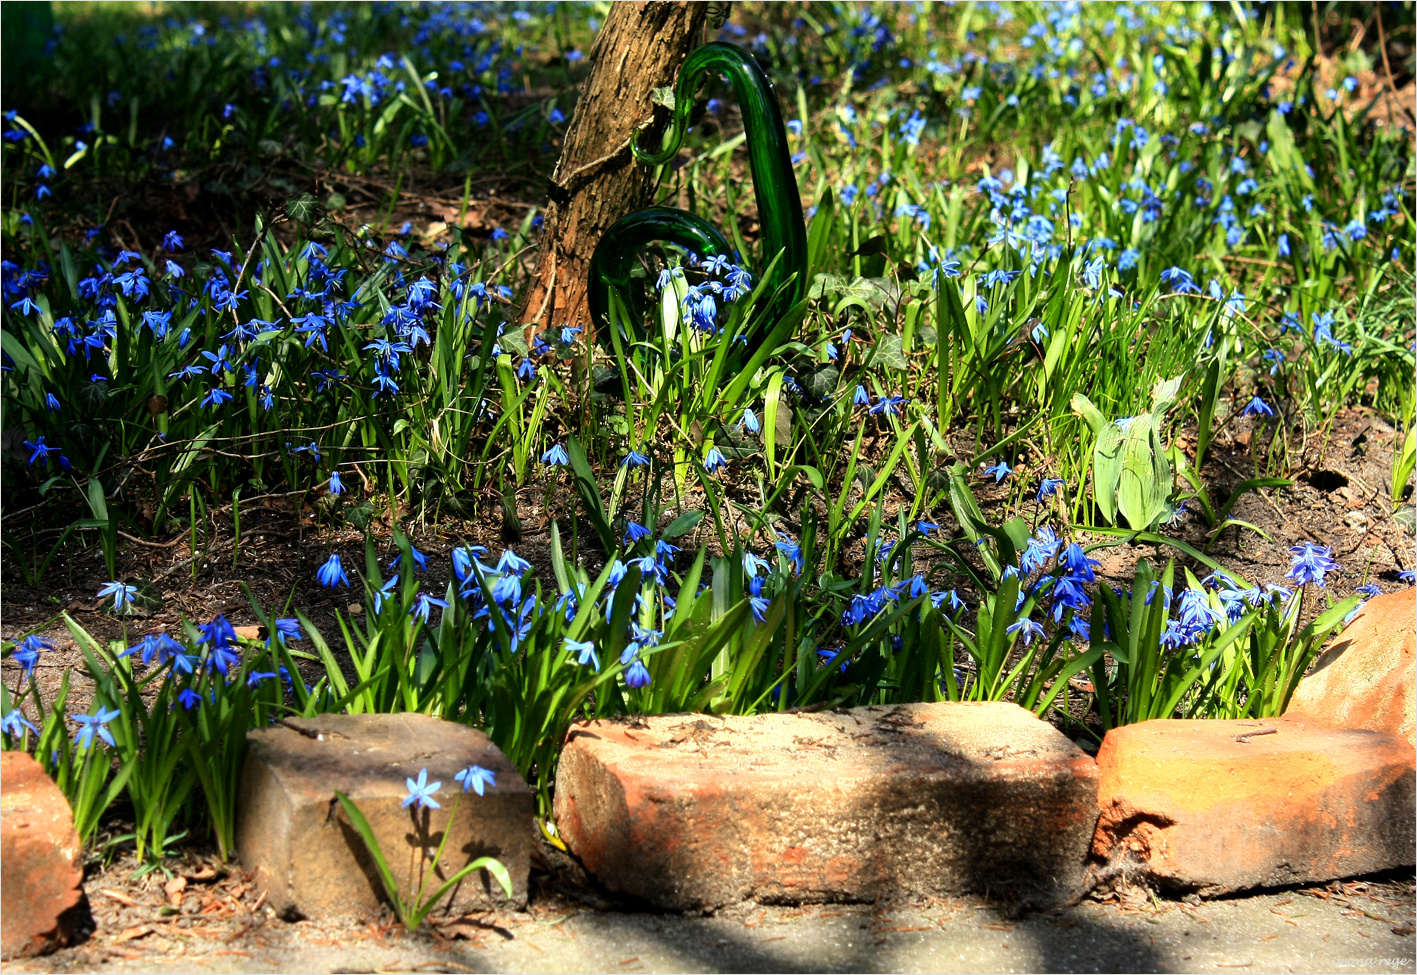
xmin=165 ymin=876 xmax=188 ymax=908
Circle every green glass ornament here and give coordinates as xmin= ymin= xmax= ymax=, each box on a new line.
xmin=588 ymin=41 xmax=806 ymax=353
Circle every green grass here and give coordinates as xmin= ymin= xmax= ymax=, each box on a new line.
xmin=0 ymin=1 xmax=1411 ymax=860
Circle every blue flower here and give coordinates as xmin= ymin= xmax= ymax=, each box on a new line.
xmin=1356 ymin=583 xmax=1382 ymax=599
xmin=455 ymin=764 xmax=497 ymax=796
xmin=1006 ymin=616 xmax=1045 ymax=646
xmin=1020 ymin=526 xmax=1060 ymax=575
xmin=623 ymin=522 xmax=651 ymax=546
xmin=162 ymin=230 xmax=185 ymax=252
xmin=703 ymin=447 xmax=728 ymax=473
xmin=564 ymin=638 xmax=599 ymax=670
xmin=23 ymin=436 xmax=51 ymax=467
xmin=273 ymin=618 xmax=304 ymax=645
xmin=1059 ymin=544 xmax=1100 ymax=583
xmin=371 ymin=576 xmax=399 ymax=615
xmin=247 ymin=670 xmax=278 ymax=688
xmin=9 ymin=634 xmax=53 ymax=676
xmin=738 ymin=409 xmax=761 ymax=434
xmin=411 ymin=592 xmax=449 ymax=623
xmin=982 ymin=460 xmax=1013 ymax=482
xmin=389 ymin=547 xmax=428 ymax=574
xmin=1242 ymin=396 xmax=1275 ymax=417
xmin=328 ymin=470 xmax=344 ymax=496
xmin=178 ymin=688 xmax=204 ymax=710
xmin=1 ymin=710 xmax=38 ymax=738
xmin=1036 ymin=478 xmax=1065 ymax=503
xmin=622 ymin=450 xmax=651 ymax=468
xmin=317 ymin=554 xmax=349 ymax=588
xmin=97 ymin=580 xmax=139 ymax=612
xmin=72 ymin=707 xmax=121 ymax=749
xmin=541 ymin=443 xmax=569 ymax=466
xmin=1287 ymin=542 xmax=1339 ymax=587
xmin=853 ymin=385 xmax=870 ymax=406
xmin=402 ymin=768 xmax=442 ymax=810
xmin=624 ymin=658 xmax=652 ymax=689
xmin=119 ymin=632 xmax=182 ymax=667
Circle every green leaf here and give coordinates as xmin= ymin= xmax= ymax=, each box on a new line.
xmin=877 ymin=333 xmax=907 ymax=370
xmin=334 ymin=791 xmax=408 ymax=925
xmin=566 ymin=435 xmax=614 ymax=553
xmin=661 ymin=510 xmax=703 ymax=539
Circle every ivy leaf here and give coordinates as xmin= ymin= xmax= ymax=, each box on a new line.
xmin=877 ymin=333 xmax=907 ymax=370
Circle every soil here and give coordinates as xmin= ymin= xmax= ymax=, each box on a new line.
xmin=7 ymin=850 xmax=1414 ymax=974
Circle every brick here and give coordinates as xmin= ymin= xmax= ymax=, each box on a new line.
xmin=553 ymin=702 xmax=1099 ymax=910
xmin=1286 ymin=588 xmax=1416 ymax=748
xmin=236 ymin=714 xmax=532 ymax=919
xmin=1 ymin=752 xmax=88 ymax=959
xmin=1092 ymin=715 xmax=1416 ymax=896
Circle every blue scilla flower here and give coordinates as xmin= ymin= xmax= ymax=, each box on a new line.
xmin=120 ymin=632 xmax=183 ymax=667
xmin=565 ymin=638 xmax=599 ymax=670
xmin=1036 ymin=478 xmax=1065 ymax=503
xmin=1006 ymin=615 xmax=1045 ymax=646
xmin=623 ymin=522 xmax=651 ymax=546
xmin=23 ymin=436 xmax=51 ymax=467
xmin=541 ymin=443 xmax=569 ymax=466
xmin=1356 ymin=584 xmax=1382 ymax=599
xmin=317 ymin=553 xmax=349 ymax=588
xmin=97 ymin=580 xmax=139 ymax=612
xmin=1242 ymin=396 xmax=1275 ymax=417
xmin=455 ymin=764 xmax=497 ymax=795
xmin=1019 ymin=526 xmax=1060 ymax=575
xmin=389 ymin=546 xmax=428 ymax=574
xmin=72 ymin=708 xmax=121 ymax=750
xmin=1059 ymin=544 xmax=1100 ymax=583
xmin=1287 ymin=542 xmax=1339 ymax=587
xmin=411 ymin=592 xmax=449 ymax=623
xmin=624 ymin=656 xmax=652 ymax=689
xmin=271 ymin=618 xmax=304 ymax=646
xmin=10 ymin=634 xmax=54 ymax=676
xmin=738 ymin=408 xmax=761 ymax=434
xmin=371 ymin=576 xmax=399 ymax=614
xmin=982 ymin=460 xmax=1013 ymax=482
xmin=2 ymin=710 xmax=38 ymax=738
xmin=622 ymin=450 xmax=651 ymax=468
xmin=703 ymin=447 xmax=728 ymax=473
xmin=403 ymin=769 xmax=442 ymax=810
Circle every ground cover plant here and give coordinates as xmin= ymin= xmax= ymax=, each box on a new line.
xmin=1 ymin=1 xmax=1413 ymax=872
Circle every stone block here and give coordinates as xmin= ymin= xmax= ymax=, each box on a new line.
xmin=1286 ymin=588 xmax=1416 ymax=747
xmin=553 ymin=702 xmax=1099 ymax=910
xmin=1092 ymin=715 xmax=1416 ymax=896
xmin=236 ymin=713 xmax=532 ymax=919
xmin=1 ymin=751 xmax=88 ymax=959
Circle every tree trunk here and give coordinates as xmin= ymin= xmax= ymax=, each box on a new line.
xmin=517 ymin=2 xmax=707 ymax=334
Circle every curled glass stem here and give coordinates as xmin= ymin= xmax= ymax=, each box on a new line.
xmin=588 ymin=41 xmax=806 ymax=353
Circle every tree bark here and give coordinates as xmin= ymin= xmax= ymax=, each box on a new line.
xmin=517 ymin=2 xmax=707 ymax=334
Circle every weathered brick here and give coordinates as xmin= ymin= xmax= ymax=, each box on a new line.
xmin=1286 ymin=588 xmax=1415 ymax=748
xmin=553 ymin=702 xmax=1099 ymax=910
xmin=1 ymin=752 xmax=88 ymax=959
xmin=1092 ymin=715 xmax=1416 ymax=895
xmin=236 ymin=713 xmax=532 ymax=919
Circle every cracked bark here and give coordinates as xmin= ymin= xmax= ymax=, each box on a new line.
xmin=516 ymin=1 xmax=707 ymax=335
